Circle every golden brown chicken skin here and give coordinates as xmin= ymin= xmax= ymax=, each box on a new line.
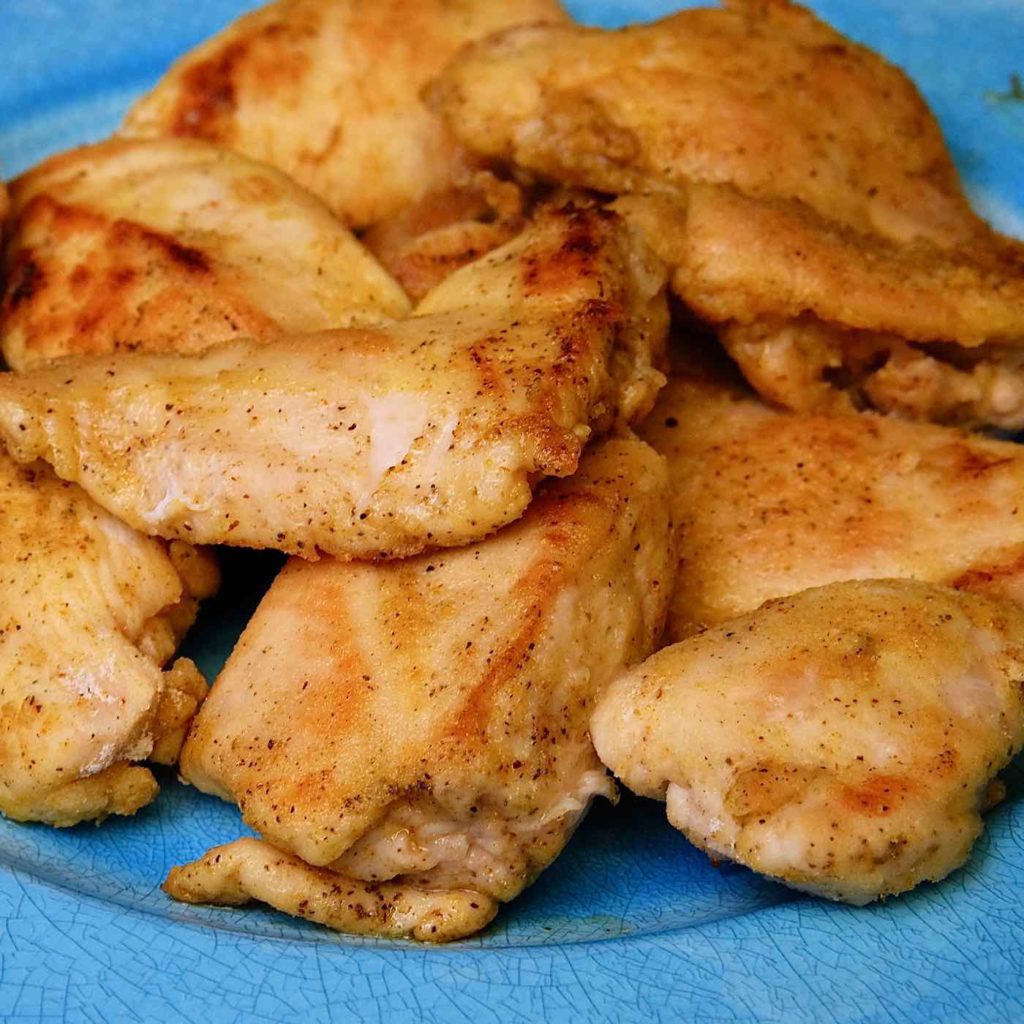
xmin=0 ymin=452 xmax=218 ymax=826
xmin=431 ymin=0 xmax=1024 ymax=427
xmin=166 ymin=435 xmax=674 ymax=941
xmin=642 ymin=360 xmax=1024 ymax=641
xmin=122 ymin=0 xmax=569 ymax=229
xmin=0 ymin=138 xmax=408 ymax=369
xmin=0 ymin=203 xmax=667 ymax=559
xmin=592 ymin=579 xmax=1024 ymax=905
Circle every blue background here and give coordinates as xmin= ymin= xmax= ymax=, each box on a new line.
xmin=1 ymin=3 xmax=1023 ymax=1022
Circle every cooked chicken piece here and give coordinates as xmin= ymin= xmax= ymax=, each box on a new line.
xmin=592 ymin=579 xmax=1024 ymax=905
xmin=431 ymin=0 xmax=1024 ymax=427
xmin=687 ymin=188 xmax=1024 ymax=429
xmin=165 ymin=436 xmax=674 ymax=941
xmin=363 ymin=170 xmax=526 ymax=301
xmin=122 ymin=0 xmax=569 ymax=229
xmin=166 ymin=838 xmax=499 ymax=942
xmin=0 ymin=452 xmax=219 ymax=826
xmin=431 ymin=3 xmax=973 ymax=242
xmin=719 ymin=315 xmax=1024 ymax=430
xmin=0 ymin=203 xmax=666 ymax=559
xmin=643 ymin=359 xmax=1024 ymax=640
xmin=1 ymin=138 xmax=408 ymax=370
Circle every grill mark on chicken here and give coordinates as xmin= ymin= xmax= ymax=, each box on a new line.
xmin=2 ymin=194 xmax=278 ymax=360
xmin=0 ymin=203 xmax=667 ymax=559
xmin=169 ymin=437 xmax=672 ymax=939
xmin=446 ymin=491 xmax=604 ymax=745
xmin=171 ymin=40 xmax=245 ymax=139
xmin=5 ymin=254 xmax=43 ymax=309
xmin=640 ymin=366 xmax=1024 ymax=639
xmin=123 ymin=0 xmax=571 ymax=228
xmin=1 ymin=139 xmax=409 ymax=368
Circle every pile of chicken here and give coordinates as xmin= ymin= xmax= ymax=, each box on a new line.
xmin=2 ymin=0 xmax=1024 ymax=942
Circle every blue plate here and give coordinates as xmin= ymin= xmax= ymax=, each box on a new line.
xmin=2 ymin=3 xmax=1023 ymax=1021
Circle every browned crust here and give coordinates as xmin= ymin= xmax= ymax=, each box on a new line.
xmin=167 ymin=14 xmax=318 ymax=141
xmin=1 ymin=192 xmax=280 ymax=365
xmin=179 ymin=436 xmax=670 ymax=880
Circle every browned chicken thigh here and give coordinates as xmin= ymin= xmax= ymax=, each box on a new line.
xmin=0 ymin=452 xmax=218 ymax=826
xmin=0 ymin=203 xmax=667 ymax=559
xmin=362 ymin=169 xmax=528 ymax=301
xmin=593 ymin=580 xmax=1024 ymax=905
xmin=431 ymin=0 xmax=1024 ymax=427
xmin=1 ymin=138 xmax=408 ymax=369
xmin=642 ymin=356 xmax=1024 ymax=640
xmin=166 ymin=435 xmax=674 ymax=941
xmin=122 ymin=0 xmax=569 ymax=229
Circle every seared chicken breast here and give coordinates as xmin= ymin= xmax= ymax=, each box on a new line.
xmin=592 ymin=579 xmax=1024 ymax=905
xmin=122 ymin=0 xmax=569 ymax=229
xmin=165 ymin=436 xmax=674 ymax=941
xmin=0 ymin=203 xmax=667 ymax=559
xmin=1 ymin=138 xmax=408 ymax=369
xmin=643 ymin=361 xmax=1024 ymax=640
xmin=431 ymin=0 xmax=1024 ymax=427
xmin=0 ymin=452 xmax=218 ymax=826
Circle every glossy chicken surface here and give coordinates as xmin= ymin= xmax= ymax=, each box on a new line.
xmin=123 ymin=0 xmax=569 ymax=229
xmin=0 ymin=453 xmax=218 ymax=826
xmin=432 ymin=0 xmax=1024 ymax=427
xmin=593 ymin=579 xmax=1024 ymax=905
xmin=0 ymin=204 xmax=667 ymax=559
xmin=1 ymin=138 xmax=408 ymax=369
xmin=642 ymin=359 xmax=1024 ymax=640
xmin=166 ymin=436 xmax=674 ymax=940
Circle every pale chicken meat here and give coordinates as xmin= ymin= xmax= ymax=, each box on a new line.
xmin=1 ymin=138 xmax=408 ymax=369
xmin=0 ymin=452 xmax=219 ymax=826
xmin=592 ymin=579 xmax=1024 ymax=905
xmin=0 ymin=203 xmax=667 ymax=559
xmin=431 ymin=0 xmax=1024 ymax=428
xmin=642 ymin=360 xmax=1024 ymax=641
xmin=122 ymin=0 xmax=569 ymax=229
xmin=165 ymin=436 xmax=674 ymax=941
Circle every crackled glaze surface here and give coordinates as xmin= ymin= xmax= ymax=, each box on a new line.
xmin=2 ymin=1 xmax=1024 ymax=1021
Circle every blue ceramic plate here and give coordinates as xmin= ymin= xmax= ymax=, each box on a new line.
xmin=2 ymin=2 xmax=1023 ymax=1021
